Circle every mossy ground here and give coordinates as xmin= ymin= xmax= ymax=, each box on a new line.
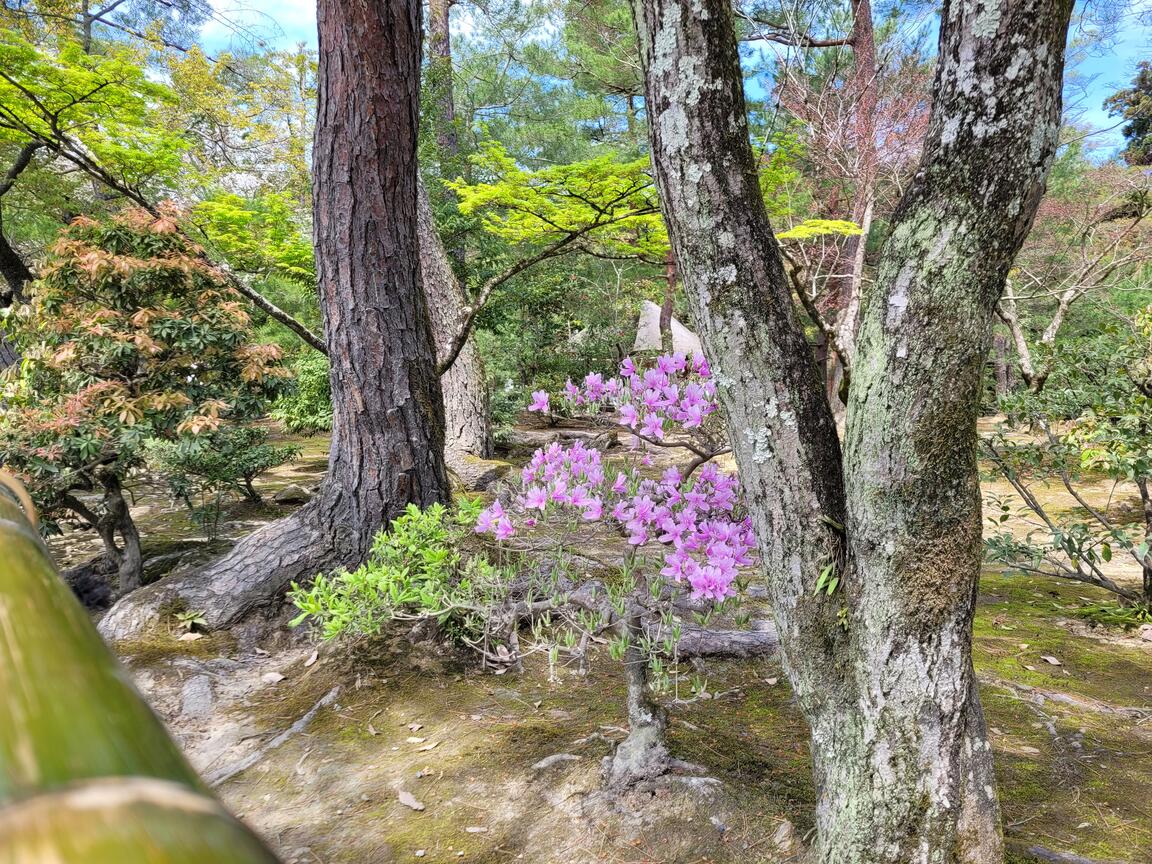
xmin=104 ymin=424 xmax=1152 ymax=863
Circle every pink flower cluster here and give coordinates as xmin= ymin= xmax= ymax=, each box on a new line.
xmin=475 ymin=440 xmax=756 ymax=601
xmin=528 ymin=352 xmax=719 ymax=441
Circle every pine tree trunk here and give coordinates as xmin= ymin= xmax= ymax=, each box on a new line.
xmin=417 ymin=178 xmax=491 ymax=459
xmin=99 ymin=0 xmax=450 ymax=640
xmin=630 ymin=0 xmax=1072 ymax=859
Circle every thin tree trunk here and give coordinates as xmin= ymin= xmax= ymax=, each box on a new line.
xmin=604 ymin=608 xmax=669 ymax=789
xmin=993 ymin=332 xmax=1010 ymax=397
xmin=100 ymin=0 xmax=450 ymax=639
xmin=417 ymin=177 xmax=491 ymax=459
xmin=827 ymin=0 xmax=877 ymax=416
xmin=631 ymin=0 xmax=1072 ymax=860
xmin=101 ymin=473 xmax=143 ymax=594
xmin=659 ymin=250 xmax=676 ymax=352
xmin=1137 ymin=479 xmax=1152 ymax=604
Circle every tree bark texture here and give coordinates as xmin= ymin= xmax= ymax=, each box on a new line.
xmin=417 ymin=177 xmax=491 ymax=459
xmin=100 ymin=0 xmax=450 ymax=640
xmin=428 ymin=0 xmax=461 ymax=175
xmin=630 ymin=0 xmax=1072 ymax=860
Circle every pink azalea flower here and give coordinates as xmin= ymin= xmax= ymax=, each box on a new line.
xmin=641 ymin=413 xmax=664 ymax=440
xmin=619 ymin=404 xmax=640 ymax=429
xmin=523 ymin=486 xmax=548 ymax=511
xmin=528 ymin=390 xmax=550 ymax=413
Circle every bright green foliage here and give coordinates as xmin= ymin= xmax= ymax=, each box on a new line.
xmin=193 ymin=192 xmax=314 ymax=283
xmin=271 ymin=351 xmax=332 ymax=434
xmin=146 ymin=426 xmax=299 ymax=538
xmin=447 ymin=141 xmax=664 ymax=260
xmin=776 ymin=219 xmax=862 ymax=241
xmin=164 ymin=46 xmax=316 ymax=196
xmin=0 ymin=209 xmax=291 ymax=534
xmin=289 ymin=501 xmax=510 ymax=643
xmin=0 ymin=28 xmax=185 ymax=196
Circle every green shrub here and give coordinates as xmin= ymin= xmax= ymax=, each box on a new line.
xmin=289 ymin=500 xmax=509 ymax=642
xmin=147 ymin=426 xmax=298 ymax=538
xmin=271 ymin=351 xmax=333 ymax=434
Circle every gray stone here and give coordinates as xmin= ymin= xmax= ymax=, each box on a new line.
xmin=272 ymin=483 xmax=313 ymax=505
xmin=180 ymin=675 xmax=215 ymax=719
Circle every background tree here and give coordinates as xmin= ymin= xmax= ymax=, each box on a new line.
xmin=630 ymin=0 xmax=1072 ymax=862
xmin=1106 ymin=60 xmax=1152 ymax=166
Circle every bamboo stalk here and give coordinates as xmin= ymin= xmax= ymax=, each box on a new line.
xmin=0 ymin=492 xmax=280 ymax=862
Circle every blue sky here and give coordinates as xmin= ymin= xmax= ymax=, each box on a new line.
xmin=200 ymin=0 xmax=1149 ymax=157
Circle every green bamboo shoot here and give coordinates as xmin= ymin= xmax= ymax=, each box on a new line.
xmin=0 ymin=493 xmax=280 ymax=862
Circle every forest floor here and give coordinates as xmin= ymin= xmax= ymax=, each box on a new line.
xmin=70 ymin=420 xmax=1152 ymax=864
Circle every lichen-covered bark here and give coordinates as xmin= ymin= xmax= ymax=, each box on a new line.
xmin=100 ymin=0 xmax=450 ymax=639
xmin=417 ymin=177 xmax=491 ymax=460
xmin=631 ymin=0 xmax=1073 ymax=860
xmin=630 ymin=0 xmax=848 ymax=700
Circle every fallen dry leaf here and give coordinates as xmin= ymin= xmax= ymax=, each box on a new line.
xmin=1040 ymin=655 xmax=1062 ymax=666
xmin=418 ymin=742 xmax=440 ymax=752
xmin=304 ymin=650 xmax=318 ymax=667
xmin=261 ymin=672 xmax=285 ymax=684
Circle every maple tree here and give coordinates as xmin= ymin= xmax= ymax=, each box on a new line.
xmin=0 ymin=208 xmax=291 ymax=592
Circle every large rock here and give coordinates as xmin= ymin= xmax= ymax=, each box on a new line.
xmin=632 ymin=299 xmax=703 ymax=356
xmin=272 ymin=483 xmax=313 ymax=505
xmin=448 ymin=455 xmax=512 ymax=492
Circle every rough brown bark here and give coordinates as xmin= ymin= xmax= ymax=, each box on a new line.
xmin=99 ymin=0 xmax=450 ymax=639
xmin=428 ymin=0 xmax=460 ymax=173
xmin=631 ymin=0 xmax=1072 ymax=859
xmin=417 ymin=177 xmax=491 ymax=459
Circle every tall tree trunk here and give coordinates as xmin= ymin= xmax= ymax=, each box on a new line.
xmin=428 ymin=0 xmax=460 ymax=176
xmin=631 ymin=0 xmax=1072 ymax=861
xmin=417 ymin=177 xmax=491 ymax=459
xmin=426 ymin=0 xmax=468 ymax=274
xmin=100 ymin=0 xmax=450 ymax=640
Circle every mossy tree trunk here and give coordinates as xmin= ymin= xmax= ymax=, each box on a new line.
xmin=630 ymin=0 xmax=1072 ymax=860
xmin=0 ymin=494 xmax=280 ymax=862
xmin=100 ymin=0 xmax=450 ymax=639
